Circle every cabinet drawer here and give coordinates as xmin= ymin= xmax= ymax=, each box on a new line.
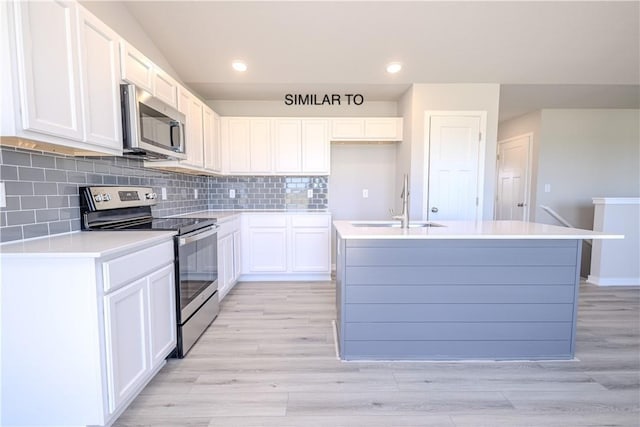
xmin=103 ymin=240 xmax=174 ymax=293
xmin=246 ymin=215 xmax=287 ymax=228
xmin=217 ymin=220 xmax=233 ymax=237
xmin=291 ymin=214 xmax=330 ymax=228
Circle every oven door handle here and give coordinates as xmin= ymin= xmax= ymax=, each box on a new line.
xmin=178 ymin=225 xmax=218 ymax=246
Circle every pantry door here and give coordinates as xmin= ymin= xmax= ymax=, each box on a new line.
xmin=425 ymin=112 xmax=485 ymax=221
xmin=496 ymin=133 xmax=532 ymax=221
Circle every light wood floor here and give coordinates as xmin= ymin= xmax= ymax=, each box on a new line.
xmin=115 ymin=281 xmax=640 ymax=427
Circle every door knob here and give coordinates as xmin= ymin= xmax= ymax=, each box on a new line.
xmin=431 ymin=207 xmax=439 ymax=213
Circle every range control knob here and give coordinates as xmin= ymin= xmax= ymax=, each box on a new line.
xmin=94 ymin=194 xmax=103 ymax=203
xmin=102 ymin=193 xmax=111 ymax=201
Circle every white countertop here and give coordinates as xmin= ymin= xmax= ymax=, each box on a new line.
xmin=0 ymin=230 xmax=177 ymax=258
xmin=175 ymin=209 xmax=330 ymax=221
xmin=333 ymin=220 xmax=624 ymax=240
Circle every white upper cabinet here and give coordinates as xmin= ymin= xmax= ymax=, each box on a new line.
xmin=249 ymin=119 xmax=272 ymax=174
xmin=301 ymin=119 xmax=330 ymax=174
xmin=223 ymin=117 xmax=272 ymax=174
xmin=224 ymin=117 xmax=251 ymax=173
xmin=203 ymin=106 xmax=222 ymax=173
xmin=224 ymin=117 xmax=329 ymax=176
xmin=330 ymin=117 xmax=403 ymax=141
xmin=12 ymin=0 xmax=84 ymax=141
xmin=77 ymin=7 xmax=122 ymax=149
xmin=120 ymin=41 xmax=179 ymax=109
xmin=178 ymin=87 xmax=204 ymax=168
xmin=1 ymin=0 xmax=123 ymax=155
xmin=152 ymin=68 xmax=178 ymax=108
xmin=119 ymin=42 xmax=154 ymax=93
xmin=274 ymin=119 xmax=302 ymax=173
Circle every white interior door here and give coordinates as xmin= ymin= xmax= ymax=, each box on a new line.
xmin=496 ymin=134 xmax=532 ymax=221
xmin=426 ymin=114 xmax=483 ymax=221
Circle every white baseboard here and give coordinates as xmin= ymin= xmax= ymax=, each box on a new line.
xmin=586 ymin=275 xmax=640 ymax=287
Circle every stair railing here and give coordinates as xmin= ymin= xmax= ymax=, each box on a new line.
xmin=539 ymin=205 xmax=592 ymax=247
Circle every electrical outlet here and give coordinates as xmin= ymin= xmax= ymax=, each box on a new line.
xmin=362 ymin=189 xmax=369 ymax=198
xmin=229 ymin=189 xmax=236 ymax=199
xmin=544 ymin=184 xmax=551 ymax=193
xmin=0 ymin=182 xmax=6 ymax=208
xmin=307 ymin=189 xmax=313 ymax=199
xmin=161 ymin=187 xmax=167 ymax=200
xmin=194 ymin=189 xmax=198 ymax=199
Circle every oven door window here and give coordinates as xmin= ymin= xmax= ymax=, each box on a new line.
xmin=178 ymin=232 xmax=218 ymax=313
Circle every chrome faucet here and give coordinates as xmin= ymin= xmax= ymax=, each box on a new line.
xmin=391 ymin=174 xmax=410 ymax=228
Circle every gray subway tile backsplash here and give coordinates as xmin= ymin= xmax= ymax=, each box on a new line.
xmin=0 ymin=147 xmax=328 ymax=243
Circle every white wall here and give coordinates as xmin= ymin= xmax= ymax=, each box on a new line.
xmin=396 ymin=84 xmax=501 ymax=219
xmin=79 ymin=1 xmax=182 ymax=82
xmin=328 ymin=143 xmax=397 ymax=265
xmin=589 ymin=199 xmax=640 ymax=286
xmin=536 ymin=109 xmax=640 ymax=229
xmin=497 ymin=109 xmax=640 ymax=227
xmin=206 ymin=100 xmax=398 ymax=117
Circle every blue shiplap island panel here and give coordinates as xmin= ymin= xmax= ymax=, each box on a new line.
xmin=335 ymin=238 xmax=582 ymax=360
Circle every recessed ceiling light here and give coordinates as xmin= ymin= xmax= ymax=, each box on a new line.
xmin=386 ymin=62 xmax=402 ymax=74
xmin=232 ymin=61 xmax=247 ymax=72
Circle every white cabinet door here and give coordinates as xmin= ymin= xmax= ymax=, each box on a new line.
xmin=104 ymin=277 xmax=149 ymax=414
xmin=218 ymin=234 xmax=234 ymax=296
xmin=77 ymin=7 xmax=122 ymax=150
xmin=14 ymin=0 xmax=84 ymax=140
xmin=330 ymin=118 xmax=403 ymax=141
xmin=365 ymin=118 xmax=401 ymax=139
xmin=225 ymin=118 xmax=251 ymax=173
xmin=274 ymin=119 xmax=302 ymax=173
xmin=224 ymin=118 xmax=272 ymax=174
xmin=153 ymin=68 xmax=178 ymax=108
xmin=291 ymin=228 xmax=331 ymax=272
xmin=302 ymin=119 xmax=329 ymax=174
xmin=232 ymin=229 xmax=242 ymax=282
xmin=119 ymin=42 xmax=154 ymax=93
xmin=246 ymin=228 xmax=287 ymax=272
xmin=331 ymin=118 xmax=365 ymax=139
xmin=249 ymin=119 xmax=272 ymax=174
xmin=147 ymin=264 xmax=176 ymax=369
xmin=203 ymin=107 xmax=222 ymax=173
xmin=178 ymin=87 xmax=204 ymax=168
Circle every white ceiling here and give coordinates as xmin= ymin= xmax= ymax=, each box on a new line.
xmin=115 ymin=1 xmax=639 ymax=120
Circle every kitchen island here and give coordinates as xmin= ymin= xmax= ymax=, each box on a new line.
xmin=333 ymin=220 xmax=621 ymax=361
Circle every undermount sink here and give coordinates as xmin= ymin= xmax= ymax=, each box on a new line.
xmin=351 ymin=221 xmax=444 ymax=228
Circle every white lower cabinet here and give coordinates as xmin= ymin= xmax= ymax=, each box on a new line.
xmin=147 ymin=264 xmax=178 ymax=368
xmin=292 ymin=227 xmax=331 ymax=272
xmin=0 ymin=237 xmax=176 ymax=427
xmin=246 ymin=227 xmax=288 ymax=272
xmin=241 ymin=213 xmax=331 ymax=281
xmin=104 ymin=277 xmax=149 ymax=414
xmin=217 ymin=216 xmax=242 ymax=300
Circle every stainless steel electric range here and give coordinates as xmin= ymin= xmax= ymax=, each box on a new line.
xmin=80 ymin=185 xmax=219 ymax=358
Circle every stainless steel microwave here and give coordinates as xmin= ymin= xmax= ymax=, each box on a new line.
xmin=120 ymin=84 xmax=187 ymax=160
